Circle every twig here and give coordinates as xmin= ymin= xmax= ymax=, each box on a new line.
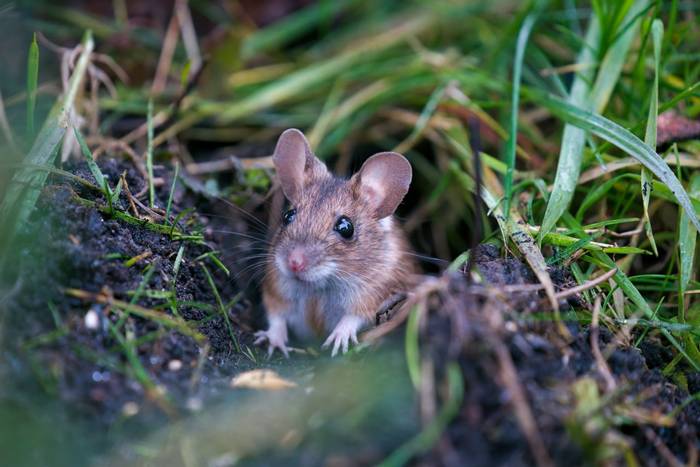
xmin=120 ymin=172 xmax=140 ymax=217
xmin=554 ymin=267 xmax=617 ymax=300
xmin=185 ymin=155 xmax=274 ymax=175
xmin=152 ymin=2 xmax=181 ymax=95
xmin=491 ymin=330 xmax=554 ymax=467
xmin=643 ymin=428 xmax=683 ymax=467
xmin=362 ymin=276 xmax=445 ymax=343
xmin=375 ymin=292 xmax=408 ymax=325
xmin=175 ymin=0 xmax=202 ymax=75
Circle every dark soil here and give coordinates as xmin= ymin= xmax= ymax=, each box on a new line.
xmin=1 ymin=159 xmax=698 ymax=466
xmin=2 ymin=157 xmax=259 ymax=430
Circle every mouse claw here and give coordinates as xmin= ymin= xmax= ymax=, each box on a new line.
xmin=323 ymin=314 xmax=364 ymax=357
xmin=254 ymin=317 xmax=289 ymax=358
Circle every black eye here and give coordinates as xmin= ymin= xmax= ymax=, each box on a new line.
xmin=334 ymin=215 xmax=354 ymax=239
xmin=282 ymin=208 xmax=296 ymax=226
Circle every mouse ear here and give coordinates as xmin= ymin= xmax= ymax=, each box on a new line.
xmin=272 ymin=129 xmax=327 ymax=204
xmin=352 ymin=152 xmax=412 ymax=219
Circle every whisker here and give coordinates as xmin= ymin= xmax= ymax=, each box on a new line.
xmin=206 ymin=229 xmax=271 ymax=244
xmin=205 ymin=197 xmax=270 ymax=230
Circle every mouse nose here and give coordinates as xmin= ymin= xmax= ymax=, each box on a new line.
xmin=287 ymin=248 xmax=307 ymax=273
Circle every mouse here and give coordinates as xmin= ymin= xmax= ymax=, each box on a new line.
xmin=254 ymin=128 xmax=416 ymax=357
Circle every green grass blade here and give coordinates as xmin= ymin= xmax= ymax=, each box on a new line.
xmin=165 ymin=161 xmax=179 ymax=224
xmin=679 ymin=174 xmax=700 ymax=292
xmin=528 ymin=89 xmax=700 ymax=235
xmin=74 ymin=126 xmax=110 ymax=197
xmin=538 ymin=14 xmax=599 ymax=242
xmin=0 ymin=31 xmax=94 ymax=255
xmin=590 ymin=1 xmax=649 ymax=113
xmin=641 ymin=19 xmax=664 ymax=257
xmin=504 ymin=7 xmax=540 ymax=219
xmin=405 ymin=304 xmax=421 ymax=390
xmin=26 ymin=32 xmax=39 ymax=140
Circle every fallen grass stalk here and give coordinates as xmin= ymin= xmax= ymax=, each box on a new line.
xmin=65 ymin=288 xmax=207 ymax=343
xmin=68 ymin=190 xmax=203 ymax=242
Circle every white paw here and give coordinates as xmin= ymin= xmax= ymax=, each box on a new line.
xmin=322 ymin=314 xmax=365 ymax=357
xmin=254 ymin=315 xmax=289 ymax=358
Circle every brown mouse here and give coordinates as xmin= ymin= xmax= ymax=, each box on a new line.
xmin=254 ymin=129 xmax=416 ymax=356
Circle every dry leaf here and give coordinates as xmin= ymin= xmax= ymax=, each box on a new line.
xmin=230 ymin=369 xmax=297 ymax=390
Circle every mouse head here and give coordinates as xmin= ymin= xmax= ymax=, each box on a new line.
xmin=271 ymin=128 xmax=412 ymax=286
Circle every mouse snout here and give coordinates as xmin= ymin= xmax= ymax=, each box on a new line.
xmin=287 ymin=247 xmax=307 ymax=273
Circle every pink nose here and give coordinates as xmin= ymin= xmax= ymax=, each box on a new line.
xmin=287 ymin=248 xmax=307 ymax=273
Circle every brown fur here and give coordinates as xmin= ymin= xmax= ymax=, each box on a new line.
xmin=262 ymin=129 xmax=416 ymax=338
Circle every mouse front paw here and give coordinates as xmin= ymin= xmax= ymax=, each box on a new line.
xmin=254 ymin=315 xmax=289 ymax=358
xmin=322 ymin=314 xmax=365 ymax=357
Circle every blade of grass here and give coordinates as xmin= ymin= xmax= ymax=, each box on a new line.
xmin=538 ymin=14 xmax=599 ymax=242
xmin=527 ymin=89 xmax=700 ymax=235
xmin=0 ymin=31 xmax=94 ymax=257
xmin=503 ymin=4 xmax=541 ymax=219
xmin=165 ymin=161 xmax=179 ymax=224
xmin=74 ymin=126 xmax=111 ymax=197
xmin=641 ymin=19 xmax=664 ymax=257
xmin=679 ymin=174 xmax=700 ymax=293
xmin=679 ymin=174 xmax=700 ymax=362
xmin=539 ymin=1 xmax=649 ymax=241
xmin=589 ymin=1 xmax=649 ymax=113
xmin=405 ymin=304 xmax=421 ymax=390
xmin=26 ymin=32 xmax=39 ymax=140
xmin=200 ymin=263 xmax=239 ymax=352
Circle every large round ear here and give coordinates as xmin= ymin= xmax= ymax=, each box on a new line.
xmin=352 ymin=152 xmax=412 ymax=219
xmin=272 ymin=129 xmax=327 ymax=204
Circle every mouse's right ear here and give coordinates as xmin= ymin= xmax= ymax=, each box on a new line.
xmin=272 ymin=129 xmax=327 ymax=204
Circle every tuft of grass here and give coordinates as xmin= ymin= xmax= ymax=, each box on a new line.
xmin=529 ymin=89 xmax=700 ymax=235
xmin=0 ymin=31 xmax=94 ymax=261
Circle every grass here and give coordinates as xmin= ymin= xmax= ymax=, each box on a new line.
xmin=2 ymin=0 xmax=700 ymax=465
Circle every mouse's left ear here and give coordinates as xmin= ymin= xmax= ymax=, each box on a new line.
xmin=352 ymin=152 xmax=412 ymax=219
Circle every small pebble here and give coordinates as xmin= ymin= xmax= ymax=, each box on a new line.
xmin=186 ymin=397 xmax=203 ymax=412
xmin=122 ymin=401 xmax=139 ymax=417
xmin=84 ymin=309 xmax=99 ymax=330
xmin=168 ymin=359 xmax=183 ymax=371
